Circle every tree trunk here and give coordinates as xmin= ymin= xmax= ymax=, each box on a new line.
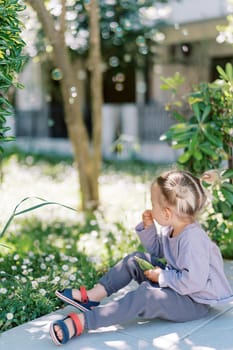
xmin=87 ymin=0 xmax=103 ymax=205
xmin=27 ymin=0 xmax=103 ymax=210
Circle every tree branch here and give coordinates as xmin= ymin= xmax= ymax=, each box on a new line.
xmin=26 ymin=0 xmax=64 ymax=51
xmin=60 ymin=0 xmax=66 ymax=35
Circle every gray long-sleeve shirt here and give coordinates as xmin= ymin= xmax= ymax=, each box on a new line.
xmin=136 ymin=221 xmax=233 ymax=305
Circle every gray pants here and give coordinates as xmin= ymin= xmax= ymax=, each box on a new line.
xmin=84 ymin=252 xmax=209 ymax=330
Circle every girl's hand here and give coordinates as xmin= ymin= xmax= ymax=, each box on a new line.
xmin=144 ymin=267 xmax=161 ymax=283
xmin=142 ymin=210 xmax=154 ymax=229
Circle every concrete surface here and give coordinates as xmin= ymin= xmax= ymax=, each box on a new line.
xmin=1 ymin=260 xmax=233 ymax=350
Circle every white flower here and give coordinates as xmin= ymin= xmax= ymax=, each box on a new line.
xmin=11 ymin=266 xmax=17 ymax=271
xmin=69 ymin=257 xmax=78 ymax=263
xmin=32 ymin=281 xmax=39 ymax=289
xmin=62 ymin=280 xmax=69 ymax=287
xmin=13 ymin=254 xmax=20 ymax=261
xmin=39 ymin=289 xmax=46 ymax=296
xmin=0 ymin=288 xmax=7 ymax=294
xmin=23 ymin=258 xmax=30 ymax=265
xmin=69 ymin=275 xmax=76 ymax=281
xmin=37 ymin=276 xmax=48 ymax=283
xmin=40 ymin=263 xmax=46 ymax=270
xmin=53 ymin=276 xmax=60 ymax=283
xmin=62 ymin=265 xmax=69 ymax=272
xmin=6 ymin=313 xmax=14 ymax=320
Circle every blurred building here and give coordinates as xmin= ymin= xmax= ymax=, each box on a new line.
xmin=13 ymin=0 xmax=233 ymax=162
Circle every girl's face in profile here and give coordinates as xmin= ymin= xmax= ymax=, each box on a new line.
xmin=151 ymin=184 xmax=170 ymax=226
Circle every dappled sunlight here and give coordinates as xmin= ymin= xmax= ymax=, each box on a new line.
xmin=100 ymin=175 xmax=151 ymax=229
xmin=0 ymin=157 xmax=80 ymax=226
xmin=0 ymin=157 xmax=153 ymax=230
xmin=152 ymin=332 xmax=180 ymax=349
xmin=24 ymin=309 xmax=72 ymax=342
xmin=104 ymin=340 xmax=132 ymax=350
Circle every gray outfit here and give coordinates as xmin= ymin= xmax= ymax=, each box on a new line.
xmin=84 ymin=222 xmax=232 ymax=330
xmin=138 ymin=221 xmax=233 ymax=305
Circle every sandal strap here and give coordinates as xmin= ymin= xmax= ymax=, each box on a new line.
xmin=80 ymin=286 xmax=88 ymax=303
xmin=53 ymin=319 xmax=70 ymax=344
xmin=68 ymin=313 xmax=83 ymax=336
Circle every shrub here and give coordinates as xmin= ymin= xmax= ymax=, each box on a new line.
xmin=160 ymin=63 xmax=233 ymax=257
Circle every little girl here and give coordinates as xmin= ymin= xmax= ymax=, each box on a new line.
xmin=50 ymin=169 xmax=233 ymax=345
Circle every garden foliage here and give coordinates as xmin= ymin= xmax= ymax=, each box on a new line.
xmin=160 ymin=63 xmax=233 ymax=257
xmin=0 ymin=0 xmax=25 ymax=152
xmin=0 ymin=156 xmax=146 ymax=332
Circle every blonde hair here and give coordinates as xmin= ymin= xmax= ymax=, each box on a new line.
xmin=152 ymin=170 xmax=208 ymax=217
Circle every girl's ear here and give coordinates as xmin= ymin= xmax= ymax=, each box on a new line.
xmin=164 ymin=207 xmax=172 ymax=220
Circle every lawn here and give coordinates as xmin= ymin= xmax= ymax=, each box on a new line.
xmin=0 ymin=153 xmax=165 ymax=332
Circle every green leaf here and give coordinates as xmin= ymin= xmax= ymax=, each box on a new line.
xmin=171 ymin=143 xmax=187 ymax=149
xmin=202 ymin=127 xmax=223 ymax=147
xmin=192 ymin=103 xmax=201 ymax=122
xmin=217 ymin=65 xmax=228 ymax=81
xmin=201 ymin=105 xmax=211 ymax=123
xmin=189 ymin=131 xmax=199 ymax=153
xmin=178 ymin=151 xmax=192 ymax=164
xmin=189 ymin=96 xmax=203 ymax=105
xmin=219 ymin=201 xmax=232 ymax=218
xmin=171 ymin=132 xmax=195 ymax=143
xmin=0 ymin=242 xmax=11 ymax=249
xmin=222 ymin=169 xmax=233 ymax=179
xmin=193 ymin=149 xmax=203 ymax=160
xmin=1 ymin=136 xmax=15 ymax=142
xmin=226 ymin=63 xmax=233 ymax=81
xmin=172 ymin=111 xmax=186 ymax=122
xmin=221 ymin=189 xmax=233 ymax=205
xmin=199 ymin=145 xmax=219 ymax=159
xmin=0 ymin=197 xmax=77 ymax=238
xmin=160 ymin=83 xmax=172 ymax=91
xmin=169 ymin=123 xmax=188 ymax=131
xmin=221 ymin=182 xmax=233 ymax=193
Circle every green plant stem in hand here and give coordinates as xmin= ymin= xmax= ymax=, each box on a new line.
xmin=134 ymin=256 xmax=154 ymax=271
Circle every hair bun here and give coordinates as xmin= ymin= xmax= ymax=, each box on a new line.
xmin=173 ymin=184 xmax=188 ymax=198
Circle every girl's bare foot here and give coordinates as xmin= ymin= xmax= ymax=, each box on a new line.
xmin=54 ymin=317 xmax=75 ymax=341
